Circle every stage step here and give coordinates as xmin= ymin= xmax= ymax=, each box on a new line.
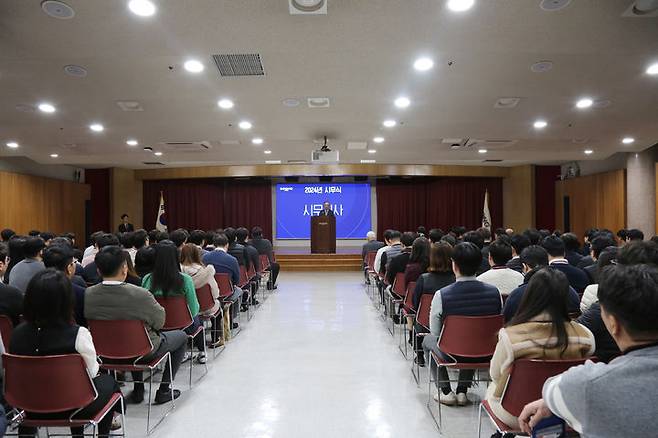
xmin=276 ymin=253 xmax=363 ymax=271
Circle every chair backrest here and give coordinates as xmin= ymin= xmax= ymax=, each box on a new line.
xmin=215 ymin=272 xmax=234 ymax=298
xmin=403 ymin=281 xmax=416 ymax=311
xmin=416 ymin=294 xmax=433 ymax=329
xmin=366 ymin=251 xmax=377 ymax=271
xmin=247 ymin=263 xmax=256 ymax=279
xmin=238 ymin=265 xmax=249 ymax=287
xmin=259 ymin=254 xmax=270 ymax=271
xmin=0 ymin=315 xmax=13 ymax=350
xmin=392 ymin=272 xmax=406 ymax=297
xmin=501 ymin=358 xmax=587 ymax=417
xmin=87 ymin=319 xmax=153 ymax=360
xmin=3 ymin=353 xmax=96 ymax=413
xmin=156 ymin=296 xmax=193 ymax=330
xmin=195 ymin=284 xmax=215 ymax=313
xmin=438 ymin=314 xmax=504 ymax=358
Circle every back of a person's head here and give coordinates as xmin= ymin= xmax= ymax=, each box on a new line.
xmin=489 ymin=239 xmax=513 ymax=266
xmin=236 ymin=227 xmax=249 ymax=243
xmin=616 ymin=228 xmax=628 ymax=241
xmin=148 ymin=229 xmax=159 ymax=244
xmin=428 ymin=241 xmax=453 ymax=273
xmin=155 ymin=231 xmax=169 ymax=243
xmin=133 ymin=229 xmax=149 ymax=249
xmin=598 ymin=264 xmax=658 ymax=339
xmin=440 ymin=234 xmax=457 ymax=247
xmin=597 ymin=247 xmax=618 ymax=270
xmin=180 ymin=243 xmax=202 ymax=266
xmin=626 ymin=228 xmax=644 ymax=241
xmin=119 ymin=231 xmax=134 ymax=249
xmin=40 ymin=231 xmax=55 ymax=243
xmin=224 ymin=227 xmax=236 ymax=243
xmin=401 ymin=231 xmax=416 ymax=247
xmin=89 ymin=230 xmax=104 ymax=246
xmin=49 ymin=236 xmax=72 ymax=248
xmin=538 ymin=229 xmax=551 ymax=240
xmin=24 ymin=269 xmax=73 ymax=328
xmin=43 ymin=244 xmax=74 ymax=271
xmin=213 ymin=233 xmax=229 ymax=248
xmin=520 ymin=245 xmax=549 ymax=269
xmin=616 ymin=241 xmax=658 ymax=266
xmin=0 ymin=242 xmax=8 ymax=262
xmin=462 ymin=230 xmax=484 ymax=249
xmin=477 ymin=227 xmax=492 ymax=242
xmin=523 ymin=228 xmax=541 ymax=245
xmin=188 ymin=229 xmax=206 ymax=246
xmin=510 ymin=234 xmax=531 ymax=256
xmin=451 ymin=242 xmax=482 ymax=277
xmin=409 ymin=237 xmax=430 ymax=265
xmin=428 ymin=228 xmax=444 ymax=243
xmin=97 ymin=233 xmax=120 ymax=249
xmin=494 ymin=227 xmax=507 ymax=240
xmin=95 ymin=245 xmax=127 ymax=278
xmin=383 ymin=229 xmax=394 ymax=242
xmin=169 ymin=228 xmax=189 ymax=247
xmin=1 ymin=228 xmax=16 ymax=242
xmin=389 ymin=230 xmax=401 ymax=242
xmin=591 ymin=234 xmax=616 ymax=258
xmin=135 ymin=245 xmax=156 ymax=278
xmin=151 ymin=242 xmax=182 ymax=294
xmin=7 ymin=236 xmax=26 ymax=263
xmin=560 ymin=233 xmax=580 ymax=252
xmin=23 ymin=236 xmax=46 ymax=258
xmin=366 ymin=231 xmax=376 ymax=240
xmin=453 ymin=226 xmax=467 ymax=237
xmin=541 ymin=235 xmax=565 ymax=257
xmin=251 ymin=226 xmax=263 ymax=238
xmin=651 ymin=235 xmax=658 ymax=245
xmin=416 ymin=226 xmax=427 ymax=236
xmin=28 ymin=230 xmax=41 ymax=237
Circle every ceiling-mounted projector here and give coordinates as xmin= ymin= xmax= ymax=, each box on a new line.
xmin=311 ymin=136 xmax=339 ymax=163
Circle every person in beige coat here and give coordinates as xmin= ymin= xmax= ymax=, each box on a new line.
xmin=180 ymin=243 xmax=220 ymax=317
xmin=485 ymin=268 xmax=595 ymax=434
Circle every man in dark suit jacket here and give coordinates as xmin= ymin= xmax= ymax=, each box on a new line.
xmin=118 ymin=214 xmax=134 ymax=233
xmin=224 ymin=227 xmax=248 ymax=269
xmin=249 ymin=226 xmax=280 ymax=289
xmin=542 ymin=235 xmax=590 ymax=294
xmin=318 ymin=201 xmax=334 ymax=217
xmin=507 ymin=234 xmax=531 ymax=273
xmin=82 ymin=233 xmax=120 ymax=285
xmin=580 ymin=234 xmax=616 ymax=283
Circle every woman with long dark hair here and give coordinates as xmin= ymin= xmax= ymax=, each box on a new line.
xmin=485 ymin=268 xmax=595 ymax=435
xmin=142 ymin=241 xmax=205 ymax=363
xmin=9 ymin=269 xmax=122 ymax=438
xmin=404 ymin=236 xmax=430 ymax=284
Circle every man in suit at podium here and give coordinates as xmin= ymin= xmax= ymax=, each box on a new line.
xmin=318 ymin=201 xmax=334 ymax=217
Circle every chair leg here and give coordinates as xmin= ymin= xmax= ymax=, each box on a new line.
xmin=477 ymin=402 xmax=483 ymax=438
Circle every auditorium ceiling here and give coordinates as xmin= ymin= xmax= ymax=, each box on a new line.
xmin=1 ymin=0 xmax=657 ymax=168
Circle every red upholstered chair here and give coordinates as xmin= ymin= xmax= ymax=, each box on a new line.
xmin=478 ymin=358 xmax=587 ymax=437
xmin=156 ymin=296 xmax=208 ymax=386
xmin=398 ymin=281 xmax=416 ymax=359
xmin=384 ymin=273 xmax=407 ymax=336
xmin=0 ymin=314 xmax=14 ymax=350
xmin=238 ymin=265 xmax=255 ymax=320
xmin=365 ymin=251 xmax=378 ymax=300
xmin=87 ymin=319 xmax=174 ymax=434
xmin=428 ymin=314 xmax=505 ymax=429
xmin=195 ymin=284 xmax=224 ymax=357
xmin=411 ymin=294 xmax=433 ymax=384
xmin=215 ymin=272 xmax=241 ymax=335
xmin=3 ymin=353 xmax=125 ymax=437
xmin=256 ymin=254 xmax=271 ymax=295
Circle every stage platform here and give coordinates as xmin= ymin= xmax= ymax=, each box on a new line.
xmin=274 ymin=246 xmax=363 ymax=271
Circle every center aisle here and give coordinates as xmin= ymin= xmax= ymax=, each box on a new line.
xmin=128 ymin=272 xmax=492 ymax=438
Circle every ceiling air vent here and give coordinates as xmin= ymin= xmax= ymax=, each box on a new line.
xmin=483 ymin=159 xmax=503 ymax=163
xmin=158 ymin=141 xmax=211 ymax=152
xmin=142 ymin=161 xmax=165 ymax=166
xmin=212 ymin=54 xmax=264 ymax=77
xmin=287 ymin=160 xmax=308 ymax=164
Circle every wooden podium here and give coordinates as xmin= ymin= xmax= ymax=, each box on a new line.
xmin=311 ymin=215 xmax=336 ymax=254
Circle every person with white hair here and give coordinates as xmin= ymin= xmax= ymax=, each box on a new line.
xmin=361 ymin=231 xmax=385 ymax=283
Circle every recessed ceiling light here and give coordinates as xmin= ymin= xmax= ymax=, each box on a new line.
xmin=646 ymin=63 xmax=658 ymax=75
xmin=126 ymin=139 xmax=139 ymax=146
xmin=38 ymin=102 xmax=56 ymax=113
xmin=360 ymin=159 xmax=376 ymax=164
xmin=41 ymin=1 xmax=75 ymax=19
xmin=89 ymin=123 xmax=104 ymax=132
xmin=217 ymin=99 xmax=234 ymax=109
xmin=368 ymin=149 xmax=377 ymax=154
xmin=530 ymin=60 xmax=553 ymax=73
xmin=183 ymin=59 xmax=204 ymax=73
xmin=50 ymin=153 xmax=59 ymax=158
xmin=394 ymin=97 xmax=410 ymax=108
xmin=239 ymin=121 xmax=252 ymax=130
xmin=282 ymin=98 xmax=301 ymax=107
xmin=154 ymin=151 xmax=163 ymax=156
xmin=6 ymin=142 xmax=19 ymax=148
xmin=63 ymin=64 xmax=87 ymax=77
xmin=478 ymin=149 xmax=488 ymax=154
xmin=128 ymin=0 xmax=156 ymax=17
xmin=263 ymin=150 xmax=272 ymax=154
xmin=413 ymin=57 xmax=434 ymax=72
xmin=252 ymin=137 xmax=264 ymax=145
xmin=533 ymin=120 xmax=548 ymax=129
xmin=373 ymin=137 xmax=385 ymax=143
xmin=584 ymin=149 xmax=593 ymax=155
xmin=576 ymin=98 xmax=593 ymax=109
xmin=447 ymin=0 xmax=475 ymax=12
xmin=382 ymin=120 xmax=397 ymax=128
xmin=622 ymin=137 xmax=635 ymax=144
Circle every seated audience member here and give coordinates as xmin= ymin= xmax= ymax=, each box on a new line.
xmin=248 ymin=226 xmax=279 ymax=288
xmin=148 ymin=229 xmax=159 ymax=245
xmin=404 ymin=236 xmax=430 ymax=285
xmin=0 ymin=242 xmax=23 ymax=326
xmin=203 ymin=233 xmax=243 ymax=325
xmin=224 ymin=227 xmax=247 ymax=268
xmin=28 ymin=230 xmax=41 ymax=237
xmin=417 ymin=226 xmax=427 ymax=237
xmin=478 ymin=227 xmax=493 ymax=262
xmin=507 ymin=234 xmax=531 ymax=273
xmin=651 ymin=235 xmax=658 ymax=245
xmin=616 ymin=239 xmax=658 ymax=265
xmin=616 ymin=228 xmax=627 ymax=245
xmin=523 ymin=228 xmax=542 ymax=246
xmin=10 ymin=269 xmax=122 ymax=438
xmin=155 ymin=231 xmax=169 ymax=243
xmin=143 ymin=242 xmax=205 ymax=363
xmin=494 ymin=228 xmax=507 ymax=241
xmin=477 ymin=239 xmax=524 ymax=296
xmin=519 ymin=264 xmax=658 ymax=437
xmin=580 ymin=228 xmax=596 ymax=257
xmin=204 ymin=230 xmax=217 ymax=251
xmin=82 ymin=231 xmax=104 ymax=267
xmin=130 ymin=229 xmax=149 ymax=262
xmin=123 ymin=250 xmax=143 ymax=286
xmin=503 ymin=246 xmax=580 ymax=322
xmin=4 ymin=236 xmax=26 ymax=283
xmin=8 ymin=236 xmax=45 ymax=293
xmin=169 ymin=228 xmax=189 ymax=249
xmin=85 ymin=246 xmax=186 ymax=404
xmin=0 ymin=228 xmax=15 ymax=242
xmin=373 ymin=229 xmax=395 ymax=276
xmin=385 ymin=231 xmax=415 ymax=286
xmin=82 ymin=233 xmax=120 ymax=285
xmin=380 ymin=230 xmax=404 ymax=274
xmin=188 ymin=229 xmax=209 ymax=257
xmin=440 ymin=233 xmax=457 ymax=247
xmin=541 ymin=235 xmax=589 ymax=294
xmin=579 ymin=233 xmax=616 ymax=278
xmin=579 ymin=247 xmax=618 ymax=313
xmin=119 ymin=231 xmax=133 ymax=252
xmin=452 ymin=226 xmax=466 ymax=240
xmin=134 ymin=245 xmax=156 ymax=279
xmin=463 ymin=230 xmax=490 ymax=275
xmin=412 ymin=242 xmax=455 ymax=365
xmin=39 ymin=231 xmax=55 ymax=246
xmin=486 ymin=268 xmax=594 ymax=434
xmin=428 ymin=228 xmax=444 ymax=243
xmin=236 ymin=227 xmax=260 ymax=305
xmin=43 ymin=245 xmax=87 ymax=326
xmin=422 ymin=242 xmax=502 ymax=406
xmin=625 ymin=228 xmax=644 ymax=242
xmin=560 ymin=233 xmax=583 ymax=267
xmin=361 ymin=231 xmax=385 ymax=281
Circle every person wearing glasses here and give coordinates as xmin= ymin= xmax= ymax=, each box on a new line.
xmin=43 ymin=244 xmax=87 ymax=327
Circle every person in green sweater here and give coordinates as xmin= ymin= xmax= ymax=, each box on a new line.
xmin=143 ymin=241 xmax=206 ymax=364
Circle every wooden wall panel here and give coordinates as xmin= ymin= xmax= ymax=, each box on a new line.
xmin=110 ymin=168 xmax=143 ymax=232
xmin=0 ymin=170 xmax=90 ymax=242
xmin=555 ymin=169 xmax=626 ymax=238
xmin=502 ymin=165 xmax=535 ymax=232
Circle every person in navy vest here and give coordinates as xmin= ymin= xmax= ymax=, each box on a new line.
xmin=422 ymin=242 xmax=503 ymax=407
xmin=541 ymin=235 xmax=590 ymax=294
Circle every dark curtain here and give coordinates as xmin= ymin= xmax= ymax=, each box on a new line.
xmin=535 ymin=165 xmax=561 ymax=231
xmin=85 ymin=168 xmax=110 ymax=234
xmin=143 ymin=178 xmax=272 ymax=239
xmin=376 ymin=177 xmax=502 ymax=239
